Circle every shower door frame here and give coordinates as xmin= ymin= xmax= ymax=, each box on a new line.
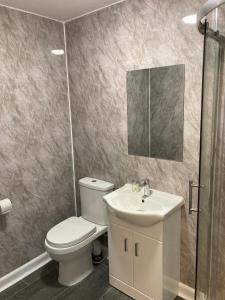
xmin=195 ymin=3 xmax=225 ymax=298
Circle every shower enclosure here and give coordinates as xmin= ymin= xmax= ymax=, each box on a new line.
xmin=195 ymin=1 xmax=225 ymax=299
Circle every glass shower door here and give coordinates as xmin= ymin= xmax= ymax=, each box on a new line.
xmin=195 ymin=18 xmax=225 ymax=300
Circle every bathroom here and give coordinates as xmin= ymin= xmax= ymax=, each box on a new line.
xmin=0 ymin=0 xmax=224 ymax=299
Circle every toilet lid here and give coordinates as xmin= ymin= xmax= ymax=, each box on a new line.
xmin=46 ymin=217 xmax=96 ymax=248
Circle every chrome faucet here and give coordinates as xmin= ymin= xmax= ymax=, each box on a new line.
xmin=141 ymin=178 xmax=152 ymax=198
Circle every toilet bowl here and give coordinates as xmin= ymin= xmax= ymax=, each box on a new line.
xmin=45 ymin=217 xmax=107 ymax=286
xmin=45 ymin=177 xmax=114 ymax=286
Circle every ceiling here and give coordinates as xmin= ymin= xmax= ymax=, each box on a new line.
xmin=0 ymin=0 xmax=125 ymax=21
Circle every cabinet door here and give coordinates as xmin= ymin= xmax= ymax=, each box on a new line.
xmin=133 ymin=232 xmax=163 ymax=300
xmin=108 ymin=223 xmax=133 ymax=286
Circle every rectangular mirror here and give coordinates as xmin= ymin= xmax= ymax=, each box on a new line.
xmin=127 ymin=64 xmax=184 ymax=162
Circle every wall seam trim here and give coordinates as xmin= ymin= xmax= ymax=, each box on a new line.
xmin=63 ymin=23 xmax=77 ymax=215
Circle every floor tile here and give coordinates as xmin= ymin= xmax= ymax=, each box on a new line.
xmin=0 ymin=281 xmax=27 ymax=300
xmin=9 ymin=270 xmax=67 ymax=300
xmin=23 ymin=261 xmax=58 ymax=285
xmin=0 ymin=259 xmax=184 ymax=300
xmin=102 ymin=287 xmax=133 ymax=300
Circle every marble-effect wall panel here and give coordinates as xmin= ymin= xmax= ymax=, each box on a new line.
xmin=0 ymin=7 xmax=74 ymax=277
xmin=66 ymin=0 xmax=205 ymax=287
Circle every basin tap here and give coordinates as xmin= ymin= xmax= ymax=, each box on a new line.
xmin=141 ymin=178 xmax=152 ymax=198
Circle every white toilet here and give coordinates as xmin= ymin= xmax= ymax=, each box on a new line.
xmin=45 ymin=177 xmax=114 ymax=286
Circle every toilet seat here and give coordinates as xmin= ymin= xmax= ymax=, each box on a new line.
xmin=45 ymin=217 xmax=107 ymax=256
xmin=46 ymin=217 xmax=96 ymax=248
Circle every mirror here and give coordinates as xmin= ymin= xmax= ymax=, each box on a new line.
xmin=127 ymin=64 xmax=184 ymax=162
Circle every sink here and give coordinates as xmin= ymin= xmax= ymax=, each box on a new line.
xmin=103 ymin=184 xmax=184 ymax=227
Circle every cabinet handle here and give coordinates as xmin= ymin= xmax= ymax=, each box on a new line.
xmin=124 ymin=238 xmax=128 ymax=252
xmin=135 ymin=242 xmax=138 ymax=257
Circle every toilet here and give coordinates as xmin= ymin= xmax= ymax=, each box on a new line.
xmin=45 ymin=177 xmax=114 ymax=286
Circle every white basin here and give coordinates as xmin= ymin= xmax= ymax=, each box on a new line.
xmin=103 ymin=184 xmax=184 ymax=227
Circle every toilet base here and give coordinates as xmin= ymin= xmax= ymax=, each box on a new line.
xmin=58 ymin=244 xmax=93 ymax=286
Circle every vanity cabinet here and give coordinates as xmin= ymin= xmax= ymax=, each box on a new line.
xmin=109 ymin=223 xmax=133 ymax=286
xmin=133 ymin=232 xmax=162 ymax=299
xmin=108 ymin=211 xmax=181 ymax=300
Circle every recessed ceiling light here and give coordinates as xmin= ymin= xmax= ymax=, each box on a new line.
xmin=51 ymin=49 xmax=64 ymax=55
xmin=182 ymin=14 xmax=197 ymax=24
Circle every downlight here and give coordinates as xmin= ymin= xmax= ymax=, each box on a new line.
xmin=182 ymin=14 xmax=197 ymax=24
xmin=51 ymin=49 xmax=65 ymax=55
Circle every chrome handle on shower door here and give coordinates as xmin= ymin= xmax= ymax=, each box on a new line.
xmin=189 ymin=180 xmax=200 ymax=214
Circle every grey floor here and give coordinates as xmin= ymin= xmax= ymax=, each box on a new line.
xmin=0 ymin=260 xmax=184 ymax=300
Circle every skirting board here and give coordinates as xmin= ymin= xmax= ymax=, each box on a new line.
xmin=0 ymin=252 xmax=52 ymax=292
xmin=178 ymin=282 xmax=195 ymax=300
